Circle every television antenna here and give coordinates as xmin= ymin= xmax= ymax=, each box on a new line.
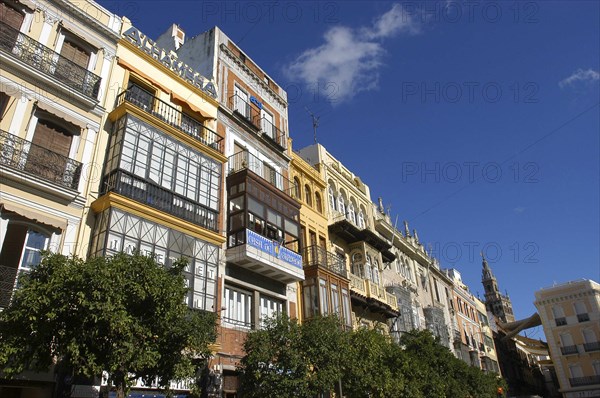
xmin=305 ymin=107 xmax=320 ymax=144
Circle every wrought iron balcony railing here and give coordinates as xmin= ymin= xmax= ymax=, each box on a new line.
xmin=577 ymin=313 xmax=590 ymax=322
xmin=302 ymin=245 xmax=347 ymax=278
xmin=255 ymin=116 xmax=288 ymax=151
xmin=0 ymin=129 xmax=82 ymax=189
xmin=102 ymin=169 xmax=219 ymax=232
xmin=560 ymin=345 xmax=578 ymax=355
xmin=570 ymin=375 xmax=600 ymax=387
xmin=0 ymin=264 xmax=18 ymax=308
xmin=228 ymin=94 xmax=261 ymax=129
xmin=227 ymin=151 xmax=295 ymax=196
xmin=0 ymin=21 xmax=101 ymax=98
xmin=583 ymin=341 xmax=600 ymax=352
xmin=555 ymin=317 xmax=567 ymax=326
xmin=116 ymin=90 xmax=224 ymax=153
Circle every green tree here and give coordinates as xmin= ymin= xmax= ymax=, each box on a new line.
xmin=0 ymin=252 xmax=217 ymax=398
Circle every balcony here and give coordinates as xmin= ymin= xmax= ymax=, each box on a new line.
xmin=583 ymin=341 xmax=600 ymax=352
xmin=229 ymin=94 xmax=260 ymax=129
xmin=0 ymin=21 xmax=100 ymax=99
xmin=349 ymin=274 xmax=398 ymax=316
xmin=560 ymin=345 xmax=578 ymax=355
xmin=228 ymin=151 xmax=295 ymax=196
xmin=0 ymin=265 xmax=18 ymax=308
xmin=302 ymin=245 xmax=347 ymax=278
xmin=0 ymin=129 xmax=82 ymax=190
xmin=102 ymin=169 xmax=218 ymax=232
xmin=115 ymin=89 xmax=224 ymax=154
xmin=555 ymin=317 xmax=567 ymax=326
xmin=226 ymin=229 xmax=304 ymax=284
xmin=256 ymin=116 xmax=288 ymax=151
xmin=570 ymin=375 xmax=600 ymax=387
xmin=577 ymin=313 xmax=590 ymax=322
xmin=228 ymin=94 xmax=288 ymax=154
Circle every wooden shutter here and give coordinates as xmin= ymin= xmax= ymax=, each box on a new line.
xmin=0 ymin=91 xmax=9 ymax=121
xmin=60 ymin=39 xmax=90 ymax=69
xmin=0 ymin=2 xmax=25 ymax=30
xmin=32 ymin=120 xmax=72 ymax=157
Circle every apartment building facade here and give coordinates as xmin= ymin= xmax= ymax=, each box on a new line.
xmin=161 ymin=26 xmax=302 ymax=396
xmin=535 ymin=279 xmax=600 ymax=397
xmin=297 ymin=144 xmax=398 ymax=331
xmin=0 ymin=0 xmax=120 ymax=395
xmin=290 ymin=151 xmax=352 ymax=328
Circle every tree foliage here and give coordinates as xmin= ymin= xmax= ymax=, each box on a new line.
xmin=239 ymin=316 xmax=506 ymax=398
xmin=0 ymin=252 xmax=217 ymax=398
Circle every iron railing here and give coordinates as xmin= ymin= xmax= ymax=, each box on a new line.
xmin=0 ymin=129 xmax=82 ymax=190
xmin=256 ymin=116 xmax=288 ymax=150
xmin=583 ymin=341 xmax=600 ymax=352
xmin=555 ymin=317 xmax=567 ymax=326
xmin=0 ymin=21 xmax=100 ymax=98
xmin=102 ymin=169 xmax=219 ymax=232
xmin=577 ymin=313 xmax=590 ymax=322
xmin=560 ymin=345 xmax=578 ymax=355
xmin=116 ymin=89 xmax=224 ymax=153
xmin=302 ymin=245 xmax=347 ymax=278
xmin=228 ymin=94 xmax=260 ymax=129
xmin=227 ymin=151 xmax=295 ymax=196
xmin=0 ymin=265 xmax=18 ymax=308
xmin=570 ymin=375 xmax=600 ymax=387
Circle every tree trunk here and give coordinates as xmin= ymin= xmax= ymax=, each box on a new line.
xmin=115 ymin=372 xmax=126 ymax=398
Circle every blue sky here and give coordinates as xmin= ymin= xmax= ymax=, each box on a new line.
xmin=99 ymin=1 xmax=599 ymax=328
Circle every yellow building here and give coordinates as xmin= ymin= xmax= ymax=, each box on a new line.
xmin=474 ymin=296 xmax=502 ymax=374
xmin=290 ymin=151 xmax=352 ymax=328
xmin=535 ymin=279 xmax=600 ymax=397
xmin=297 ymin=144 xmax=398 ymax=330
xmin=0 ymin=0 xmax=120 ymax=395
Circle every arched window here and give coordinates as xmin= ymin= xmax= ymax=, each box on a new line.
xmin=294 ymin=177 xmax=301 ymax=200
xmin=351 ymin=253 xmax=363 ymax=277
xmin=365 ymin=255 xmax=372 ymax=281
xmin=358 ymin=210 xmax=365 ymax=229
xmin=328 ymin=187 xmax=337 ymax=212
xmin=315 ymin=192 xmax=322 ymax=213
xmin=304 ymin=185 xmax=312 ymax=206
xmin=348 ymin=203 xmax=356 ymax=224
xmin=338 ymin=195 xmax=345 ymax=216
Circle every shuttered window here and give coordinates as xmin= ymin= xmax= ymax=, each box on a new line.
xmin=0 ymin=2 xmax=25 ymax=30
xmin=0 ymin=92 xmax=9 ymax=120
xmin=32 ymin=119 xmax=72 ymax=157
xmin=59 ymin=39 xmax=90 ymax=69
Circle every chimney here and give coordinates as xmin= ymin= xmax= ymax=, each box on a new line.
xmin=171 ymin=24 xmax=185 ymax=50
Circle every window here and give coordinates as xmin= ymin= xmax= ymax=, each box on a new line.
xmin=260 ymin=295 xmax=283 ymax=327
xmin=372 ymin=263 xmax=380 ymax=285
xmin=342 ymin=288 xmax=352 ymax=327
xmin=583 ymin=329 xmax=596 ymax=344
xmin=293 ymin=177 xmax=301 ymax=200
xmin=19 ymin=230 xmax=49 ymax=270
xmin=233 ymin=85 xmax=249 ymax=118
xmin=330 ymin=283 xmax=340 ymax=315
xmin=574 ymin=301 xmax=589 ymax=322
xmin=593 ymin=361 xmax=600 ymax=376
xmin=0 ymin=1 xmax=25 ymax=47
xmin=569 ymin=364 xmax=584 ymax=378
xmin=365 ymin=255 xmax=372 ymax=281
xmin=338 ymin=194 xmax=345 ymax=216
xmin=263 ymin=162 xmax=277 ymax=187
xmin=319 ymin=278 xmax=328 ymax=315
xmin=351 ymin=253 xmax=363 ymax=277
xmin=309 ymin=230 xmax=317 ymax=247
xmin=315 ymin=192 xmax=322 ymax=213
xmin=328 ymin=187 xmax=337 ymax=212
xmin=357 ymin=210 xmax=365 ymax=229
xmin=304 ymin=185 xmax=312 ymax=207
xmin=0 ymin=91 xmax=9 ymax=120
xmin=552 ymin=305 xmax=567 ymax=326
xmin=224 ymin=286 xmax=252 ymax=328
xmin=261 ymin=109 xmax=275 ymax=140
xmin=347 ymin=203 xmax=356 ymax=224
xmin=127 ymin=81 xmax=154 ymax=111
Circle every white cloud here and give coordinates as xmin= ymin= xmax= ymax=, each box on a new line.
xmin=513 ymin=207 xmax=526 ymax=214
xmin=286 ymin=4 xmax=419 ymax=103
xmin=559 ymin=68 xmax=600 ymax=88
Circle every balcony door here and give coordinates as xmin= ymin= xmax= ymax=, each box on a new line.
xmin=261 ymin=109 xmax=274 ymax=140
xmin=233 ymin=86 xmax=249 ymax=118
xmin=26 ymin=119 xmax=72 ymax=184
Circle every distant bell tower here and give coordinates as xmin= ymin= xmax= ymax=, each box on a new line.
xmin=481 ymin=254 xmax=515 ymax=324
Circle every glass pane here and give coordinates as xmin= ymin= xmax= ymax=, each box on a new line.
xmin=25 ymin=230 xmax=47 ymax=249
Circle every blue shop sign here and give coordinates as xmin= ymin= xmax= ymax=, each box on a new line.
xmin=249 ymin=96 xmax=263 ymax=109
xmin=108 ymin=393 xmax=187 ymax=398
xmin=246 ymin=230 xmax=302 ymax=269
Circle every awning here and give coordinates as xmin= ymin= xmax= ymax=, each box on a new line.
xmin=35 ymin=101 xmax=87 ymax=131
xmin=0 ymin=201 xmax=67 ymax=231
xmin=0 ymin=80 xmax=23 ymax=99
xmin=117 ymin=58 xmax=171 ymax=94
xmin=170 ymin=91 xmax=215 ymax=120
